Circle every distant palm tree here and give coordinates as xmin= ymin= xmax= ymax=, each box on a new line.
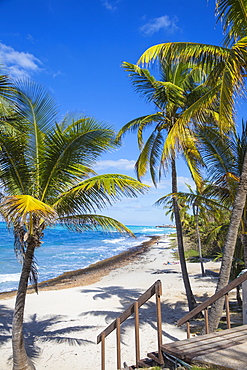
xmin=0 ymin=80 xmax=148 ymax=370
xmin=156 ymin=182 xmax=229 ymax=276
xmin=117 ymin=60 xmax=219 ymax=311
xmin=137 ymin=0 xmax=247 ymax=333
xmin=199 ymin=122 xmax=247 ymax=266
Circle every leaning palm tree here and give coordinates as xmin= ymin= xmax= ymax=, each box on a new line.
xmin=0 ymin=80 xmax=148 ymax=370
xmin=117 ymin=60 xmax=219 ymax=311
xmin=137 ymin=0 xmax=247 ymax=333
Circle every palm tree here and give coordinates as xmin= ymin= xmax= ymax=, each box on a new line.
xmin=117 ymin=60 xmax=219 ymax=311
xmin=0 ymin=80 xmax=148 ymax=370
xmin=136 ymin=0 xmax=247 ymax=333
xmin=156 ymin=182 xmax=230 ymax=276
xmin=198 ymin=122 xmax=247 ymax=266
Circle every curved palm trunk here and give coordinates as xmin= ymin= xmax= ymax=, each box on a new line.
xmin=241 ymin=206 xmax=247 ymax=268
xmin=208 ymin=152 xmax=247 ymax=332
xmin=12 ymin=236 xmax=36 ymax=370
xmin=171 ymin=157 xmax=197 ymax=311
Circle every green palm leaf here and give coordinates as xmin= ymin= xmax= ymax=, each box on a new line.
xmin=216 ymin=0 xmax=247 ymax=46
xmin=58 ymin=214 xmax=135 ymax=236
xmin=40 ymin=116 xmax=115 ymax=201
xmin=53 ymin=174 xmax=149 ymax=214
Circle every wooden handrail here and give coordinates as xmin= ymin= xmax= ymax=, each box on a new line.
xmin=97 ymin=280 xmax=163 ymax=369
xmin=177 ymin=270 xmax=247 ymax=328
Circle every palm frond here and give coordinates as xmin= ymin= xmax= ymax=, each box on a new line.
xmin=216 ymin=0 xmax=247 ymax=46
xmin=135 ymin=130 xmax=165 ymax=184
xmin=58 ymin=214 xmax=135 ymax=236
xmin=0 ymin=131 xmax=30 ymax=194
xmin=40 ymin=117 xmax=115 ymax=201
xmin=116 ymin=113 xmax=165 ymax=149
xmin=53 ymin=174 xmax=149 ymax=215
xmin=1 ymin=195 xmax=56 ymax=230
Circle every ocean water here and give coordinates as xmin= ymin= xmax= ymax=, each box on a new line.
xmin=0 ymin=223 xmax=175 ymax=293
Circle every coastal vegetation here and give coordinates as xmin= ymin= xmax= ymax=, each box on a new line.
xmin=0 ymin=79 xmax=148 ymax=369
xmin=1 ymin=0 xmax=247 ymax=368
xmin=117 ymin=60 xmax=220 ymax=311
xmin=123 ymin=0 xmax=247 ymax=333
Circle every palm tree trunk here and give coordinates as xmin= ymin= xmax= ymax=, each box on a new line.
xmin=171 ymin=157 xmax=197 ymax=311
xmin=12 ymin=236 xmax=36 ymax=370
xmin=208 ymin=152 xmax=247 ymax=332
xmin=242 ymin=212 xmax=247 ymax=268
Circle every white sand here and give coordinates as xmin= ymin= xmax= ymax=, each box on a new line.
xmin=0 ymin=236 xmax=220 ymax=369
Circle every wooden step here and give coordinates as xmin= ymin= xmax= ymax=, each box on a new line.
xmin=147 ymin=351 xmax=164 ymax=365
xmin=129 ymin=357 xmax=154 ymax=368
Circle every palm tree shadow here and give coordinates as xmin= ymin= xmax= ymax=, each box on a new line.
xmin=0 ymin=304 xmax=13 ymax=345
xmin=0 ymin=304 xmax=96 ymax=363
xmin=23 ymin=313 xmax=95 ymax=360
xmin=80 ymin=285 xmax=188 ymax=344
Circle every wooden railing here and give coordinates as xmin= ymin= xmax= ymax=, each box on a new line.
xmin=177 ymin=270 xmax=247 ymax=338
xmin=97 ymin=280 xmax=163 ymax=370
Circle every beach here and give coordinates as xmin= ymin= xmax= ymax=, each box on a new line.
xmin=0 ymin=235 xmax=220 ymax=369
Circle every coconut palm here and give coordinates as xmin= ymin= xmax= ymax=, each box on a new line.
xmin=136 ymin=0 xmax=247 ymax=332
xmin=0 ymin=80 xmax=148 ymax=370
xmin=199 ymin=122 xmax=247 ymax=265
xmin=156 ymin=182 xmax=230 ymax=276
xmin=117 ymin=60 xmax=219 ymax=310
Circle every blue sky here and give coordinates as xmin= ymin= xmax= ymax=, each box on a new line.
xmin=0 ymin=0 xmax=227 ymax=225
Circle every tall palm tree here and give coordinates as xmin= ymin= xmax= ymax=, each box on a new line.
xmin=117 ymin=60 xmax=219 ymax=310
xmin=136 ymin=0 xmax=247 ymax=333
xmin=0 ymin=80 xmax=148 ymax=370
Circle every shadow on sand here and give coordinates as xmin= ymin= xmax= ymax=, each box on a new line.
xmin=0 ymin=303 xmax=95 ymax=364
xmin=80 ymin=285 xmax=189 ymax=344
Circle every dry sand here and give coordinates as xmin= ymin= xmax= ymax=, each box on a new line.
xmin=0 ymin=235 xmax=220 ymax=369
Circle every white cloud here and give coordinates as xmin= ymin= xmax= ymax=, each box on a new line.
xmin=0 ymin=42 xmax=42 ymax=79
xmin=140 ymin=15 xmax=179 ymax=36
xmin=95 ymin=159 xmax=136 ymax=171
xmin=177 ymin=176 xmax=195 ymax=189
xmin=101 ymin=0 xmax=119 ymax=11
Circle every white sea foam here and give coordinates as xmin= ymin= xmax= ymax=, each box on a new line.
xmin=103 ymin=238 xmax=126 ymax=244
xmin=0 ymin=273 xmax=20 ymax=283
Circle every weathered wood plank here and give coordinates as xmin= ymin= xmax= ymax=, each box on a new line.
xmin=161 ymin=325 xmax=247 ymax=362
xmin=162 ymin=324 xmax=247 ymax=349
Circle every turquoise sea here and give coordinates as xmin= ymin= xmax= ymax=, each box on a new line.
xmin=0 ymin=223 xmax=175 ymax=293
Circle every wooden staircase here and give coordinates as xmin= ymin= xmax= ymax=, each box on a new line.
xmin=97 ymin=280 xmax=163 ymax=370
xmin=97 ymin=271 xmax=247 ymax=369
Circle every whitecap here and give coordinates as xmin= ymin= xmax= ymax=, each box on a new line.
xmin=0 ymin=273 xmax=20 ymax=283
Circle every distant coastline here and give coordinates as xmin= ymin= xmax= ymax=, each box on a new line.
xmin=155 ymin=224 xmax=176 ymax=228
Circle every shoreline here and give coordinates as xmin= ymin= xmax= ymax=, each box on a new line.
xmin=0 ymin=234 xmax=221 ymax=370
xmin=0 ymin=234 xmax=161 ymax=299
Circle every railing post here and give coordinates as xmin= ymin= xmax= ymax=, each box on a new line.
xmin=204 ymin=308 xmax=209 ymax=334
xmin=156 ymin=281 xmax=163 ymax=364
xmin=134 ymin=301 xmax=140 ymax=367
xmin=186 ymin=321 xmax=191 ymax=339
xmin=225 ymin=293 xmax=231 ymax=329
xmin=101 ymin=332 xmax=105 ymax=370
xmin=116 ymin=317 xmax=121 ymax=369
